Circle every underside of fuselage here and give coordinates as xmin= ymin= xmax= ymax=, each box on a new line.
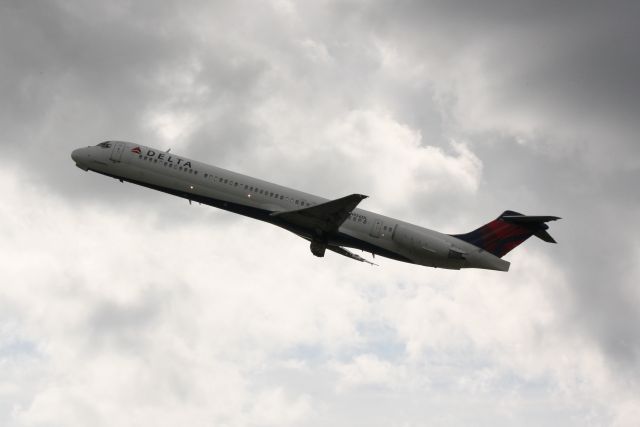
xmin=94 ymin=170 xmax=414 ymax=264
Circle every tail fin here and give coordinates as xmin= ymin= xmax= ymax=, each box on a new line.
xmin=452 ymin=210 xmax=560 ymax=258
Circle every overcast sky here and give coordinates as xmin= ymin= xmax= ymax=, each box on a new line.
xmin=2 ymin=0 xmax=639 ymax=426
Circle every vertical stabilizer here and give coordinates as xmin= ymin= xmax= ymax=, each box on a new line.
xmin=451 ymin=210 xmax=560 ymax=258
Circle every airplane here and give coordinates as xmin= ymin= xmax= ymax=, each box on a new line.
xmin=71 ymin=141 xmax=560 ymax=271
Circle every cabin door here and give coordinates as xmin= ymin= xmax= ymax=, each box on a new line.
xmin=369 ymin=219 xmax=383 ymax=238
xmin=110 ymin=142 xmax=125 ymax=162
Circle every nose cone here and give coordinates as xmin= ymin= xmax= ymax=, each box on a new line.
xmin=71 ymin=148 xmax=89 ymax=171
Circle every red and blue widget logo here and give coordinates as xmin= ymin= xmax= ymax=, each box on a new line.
xmin=131 ymin=146 xmax=142 ymax=154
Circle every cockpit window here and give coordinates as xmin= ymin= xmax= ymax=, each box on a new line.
xmin=97 ymin=141 xmax=112 ymax=148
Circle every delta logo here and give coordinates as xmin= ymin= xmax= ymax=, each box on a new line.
xmin=139 ymin=148 xmax=193 ymax=168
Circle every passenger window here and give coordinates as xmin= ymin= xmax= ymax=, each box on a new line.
xmin=194 ymin=171 xmax=197 ymax=175
xmin=280 ymin=195 xmax=283 ymax=200
xmin=204 ymin=173 xmax=208 ymax=178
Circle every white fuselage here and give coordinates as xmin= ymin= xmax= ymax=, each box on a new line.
xmin=71 ymin=141 xmax=509 ymax=271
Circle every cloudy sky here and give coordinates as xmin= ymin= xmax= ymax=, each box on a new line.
xmin=2 ymin=0 xmax=639 ymax=425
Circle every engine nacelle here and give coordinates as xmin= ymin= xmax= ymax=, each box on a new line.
xmin=392 ymin=225 xmax=465 ymax=268
xmin=392 ymin=225 xmax=446 ymax=254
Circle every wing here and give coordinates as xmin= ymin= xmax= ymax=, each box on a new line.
xmin=327 ymin=245 xmax=377 ymax=266
xmin=270 ymin=193 xmax=368 ymax=233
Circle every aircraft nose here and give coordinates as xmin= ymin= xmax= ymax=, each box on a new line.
xmin=71 ymin=148 xmax=89 ymax=171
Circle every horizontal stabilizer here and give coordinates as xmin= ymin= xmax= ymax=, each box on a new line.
xmin=452 ymin=210 xmax=561 ymax=258
xmin=500 ymin=211 xmax=561 ymax=244
xmin=534 ymin=229 xmax=557 ymax=243
xmin=501 ymin=214 xmax=561 ymax=224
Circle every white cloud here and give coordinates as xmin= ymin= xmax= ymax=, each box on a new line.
xmin=331 ymin=353 xmax=413 ymax=391
xmin=248 ymin=388 xmax=312 ymax=426
xmin=0 ymin=167 xmax=364 ymax=426
xmin=248 ymin=106 xmax=482 ymax=219
xmin=3 ymin=150 xmax=637 ymax=426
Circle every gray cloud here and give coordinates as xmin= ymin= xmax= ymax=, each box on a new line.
xmin=365 ymin=0 xmax=640 ymax=164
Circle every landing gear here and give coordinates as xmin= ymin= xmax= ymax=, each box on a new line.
xmin=310 ymin=241 xmax=327 ymax=257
